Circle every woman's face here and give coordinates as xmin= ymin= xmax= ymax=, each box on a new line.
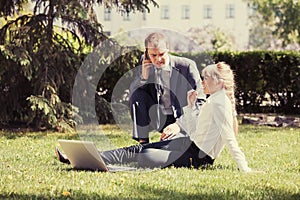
xmin=202 ymin=75 xmax=222 ymax=94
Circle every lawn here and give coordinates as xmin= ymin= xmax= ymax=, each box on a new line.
xmin=0 ymin=124 xmax=299 ymax=200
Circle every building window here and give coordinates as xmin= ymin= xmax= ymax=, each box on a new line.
xmin=161 ymin=5 xmax=169 ymax=19
xmin=104 ymin=8 xmax=111 ymax=21
xmin=203 ymin=5 xmax=212 ymax=19
xmin=123 ymin=13 xmax=130 ymax=21
xmin=182 ymin=5 xmax=190 ymax=19
xmin=226 ymin=4 xmax=235 ymax=18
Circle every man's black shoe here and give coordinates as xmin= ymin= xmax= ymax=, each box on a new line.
xmin=55 ymin=147 xmax=70 ymax=164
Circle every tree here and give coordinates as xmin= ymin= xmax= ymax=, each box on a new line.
xmin=0 ymin=0 xmax=158 ymax=131
xmin=247 ymin=0 xmax=300 ymax=48
xmin=186 ymin=26 xmax=235 ymax=51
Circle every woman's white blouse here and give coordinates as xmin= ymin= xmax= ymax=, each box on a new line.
xmin=177 ymin=89 xmax=251 ymax=172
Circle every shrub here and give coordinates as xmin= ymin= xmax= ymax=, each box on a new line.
xmin=209 ymin=51 xmax=300 ymax=114
xmin=1 ymin=50 xmax=299 ymax=128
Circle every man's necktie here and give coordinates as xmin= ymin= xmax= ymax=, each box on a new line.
xmin=155 ymin=69 xmax=172 ymax=129
xmin=155 ymin=69 xmax=163 ymax=129
xmin=160 ymin=70 xmax=171 ymax=111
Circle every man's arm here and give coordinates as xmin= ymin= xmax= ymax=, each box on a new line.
xmin=187 ymin=59 xmax=206 ymax=101
xmin=129 ymin=55 xmax=152 ymax=93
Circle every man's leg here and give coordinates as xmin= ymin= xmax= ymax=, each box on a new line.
xmin=130 ymin=89 xmax=156 ymax=143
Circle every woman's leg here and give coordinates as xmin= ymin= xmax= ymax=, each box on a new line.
xmin=143 ymin=136 xmax=192 ymax=152
xmin=139 ymin=142 xmax=214 ymax=169
xmin=100 ymin=140 xmax=214 ymax=169
xmin=138 ymin=142 xmax=199 ymax=169
xmin=100 ymin=144 xmax=143 ymax=165
xmin=99 ymin=137 xmax=190 ymax=165
xmin=100 ymin=137 xmax=193 ymax=166
xmin=137 ymin=149 xmax=183 ymax=168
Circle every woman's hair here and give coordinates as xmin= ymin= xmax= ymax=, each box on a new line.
xmin=202 ymin=62 xmax=236 ymax=114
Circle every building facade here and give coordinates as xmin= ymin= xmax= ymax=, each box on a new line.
xmin=95 ymin=0 xmax=252 ymax=50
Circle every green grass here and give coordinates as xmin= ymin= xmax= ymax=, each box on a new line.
xmin=0 ymin=125 xmax=299 ymax=200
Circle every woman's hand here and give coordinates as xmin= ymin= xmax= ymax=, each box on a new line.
xmin=160 ymin=123 xmax=180 ymax=140
xmin=187 ymin=90 xmax=198 ymax=108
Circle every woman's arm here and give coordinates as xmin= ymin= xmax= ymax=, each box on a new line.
xmin=176 ymin=106 xmax=199 ymax=134
xmin=214 ymin=104 xmax=251 ymax=172
xmin=233 ymin=116 xmax=238 ymax=136
xmin=176 ymin=90 xmax=200 ymax=134
xmin=161 ymin=90 xmax=200 ymax=140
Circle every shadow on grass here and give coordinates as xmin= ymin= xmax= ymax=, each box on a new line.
xmin=1 ymin=185 xmax=299 ymax=200
xmin=0 ymin=130 xmax=129 ymax=142
xmin=0 ymin=130 xmax=80 ymax=140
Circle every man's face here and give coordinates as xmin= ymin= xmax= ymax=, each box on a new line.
xmin=147 ymin=41 xmax=169 ymax=68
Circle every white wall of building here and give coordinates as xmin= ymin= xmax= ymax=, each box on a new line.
xmin=95 ymin=0 xmax=251 ymax=50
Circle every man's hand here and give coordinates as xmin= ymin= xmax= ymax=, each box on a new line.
xmin=187 ymin=90 xmax=198 ymax=108
xmin=141 ymin=52 xmax=152 ymax=80
xmin=160 ymin=123 xmax=180 ymax=140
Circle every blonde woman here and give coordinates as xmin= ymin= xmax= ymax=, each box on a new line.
xmin=56 ymin=62 xmax=251 ymax=172
xmin=161 ymin=62 xmax=251 ymax=172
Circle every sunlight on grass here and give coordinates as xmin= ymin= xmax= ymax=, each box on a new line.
xmin=0 ymin=125 xmax=299 ymax=199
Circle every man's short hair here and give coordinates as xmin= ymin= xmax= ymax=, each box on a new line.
xmin=144 ymin=32 xmax=169 ymax=49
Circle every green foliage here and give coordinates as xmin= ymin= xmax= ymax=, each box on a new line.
xmin=0 ymin=0 xmax=28 ymax=17
xmin=183 ymin=51 xmax=300 ymax=114
xmin=187 ymin=26 xmax=234 ymax=51
xmin=0 ymin=0 xmax=158 ymax=130
xmin=0 ymin=125 xmax=299 ymax=199
xmin=72 ymin=42 xmax=141 ymax=124
xmin=96 ymin=50 xmax=300 ymax=124
xmin=26 ymin=84 xmax=80 ymax=132
xmin=94 ymin=49 xmax=140 ymax=124
xmin=248 ymin=21 xmax=275 ymax=50
xmin=248 ymin=0 xmax=300 ymax=46
xmin=97 ymin=48 xmax=140 ymax=102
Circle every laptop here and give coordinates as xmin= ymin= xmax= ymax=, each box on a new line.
xmin=58 ymin=139 xmax=137 ymax=172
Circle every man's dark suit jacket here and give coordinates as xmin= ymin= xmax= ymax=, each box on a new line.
xmin=129 ymin=54 xmax=205 ymax=118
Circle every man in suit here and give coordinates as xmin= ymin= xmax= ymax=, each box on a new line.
xmin=129 ymin=32 xmax=205 ymax=144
